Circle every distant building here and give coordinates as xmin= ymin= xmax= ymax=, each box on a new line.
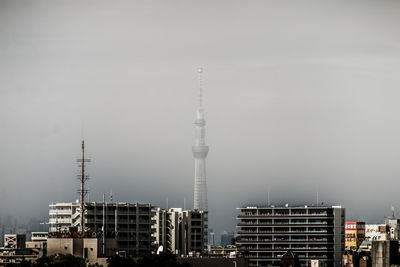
xmin=210 ymin=245 xmax=238 ymax=258
xmin=153 ymin=208 xmax=208 ymax=255
xmin=4 ymin=234 xmax=26 ymax=249
xmin=345 ymin=222 xmax=365 ymax=249
xmin=26 ymin=232 xmax=48 ymax=255
xmin=0 ymin=234 xmax=39 ymax=264
xmin=49 ymin=201 xmax=155 ymax=255
xmin=208 ymin=229 xmax=215 ymax=247
xmin=236 ymin=205 xmax=345 ymax=267
xmin=220 ymin=231 xmax=234 ymax=247
xmin=384 ymin=217 xmax=400 ymax=240
xmin=365 ymin=224 xmax=389 ymax=241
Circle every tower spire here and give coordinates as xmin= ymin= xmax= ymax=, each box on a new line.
xmin=198 ymin=67 xmax=203 ymax=108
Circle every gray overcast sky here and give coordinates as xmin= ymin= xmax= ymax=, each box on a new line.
xmin=1 ymin=0 xmax=400 ymax=235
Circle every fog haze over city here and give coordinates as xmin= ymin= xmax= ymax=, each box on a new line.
xmin=2 ymin=0 xmax=400 ymax=236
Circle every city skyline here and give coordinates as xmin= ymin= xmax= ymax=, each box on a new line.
xmin=2 ymin=0 xmax=400 ymax=239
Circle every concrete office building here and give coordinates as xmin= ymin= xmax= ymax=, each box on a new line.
xmin=153 ymin=208 xmax=208 ymax=255
xmin=49 ymin=201 xmax=155 ymax=255
xmin=236 ymin=205 xmax=345 ymax=267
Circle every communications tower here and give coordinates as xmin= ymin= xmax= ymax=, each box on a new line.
xmin=77 ymin=140 xmax=90 ymax=233
xmin=192 ymin=68 xmax=209 ymax=211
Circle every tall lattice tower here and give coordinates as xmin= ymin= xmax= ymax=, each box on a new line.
xmin=192 ymin=68 xmax=209 ymax=211
xmin=77 ymin=140 xmax=90 ymax=233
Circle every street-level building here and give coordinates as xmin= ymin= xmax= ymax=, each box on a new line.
xmin=236 ymin=205 xmax=345 ymax=267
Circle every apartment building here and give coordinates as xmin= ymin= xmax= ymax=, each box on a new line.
xmin=49 ymin=201 xmax=155 ymax=255
xmin=153 ymin=208 xmax=208 ymax=255
xmin=236 ymin=205 xmax=345 ymax=267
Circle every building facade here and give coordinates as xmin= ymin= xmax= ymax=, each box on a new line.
xmin=236 ymin=205 xmax=345 ymax=267
xmin=153 ymin=208 xmax=208 ymax=255
xmin=49 ymin=201 xmax=155 ymax=255
xmin=345 ymin=222 xmax=365 ymax=249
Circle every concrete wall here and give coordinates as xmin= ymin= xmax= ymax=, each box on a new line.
xmin=47 ymin=238 xmax=74 ymax=256
xmin=371 ymin=240 xmax=399 ymax=267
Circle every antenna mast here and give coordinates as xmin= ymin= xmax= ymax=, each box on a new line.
xmin=77 ymin=140 xmax=91 ymax=234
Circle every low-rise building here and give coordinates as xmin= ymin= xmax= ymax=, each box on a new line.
xmin=345 ymin=222 xmax=365 ymax=249
xmin=4 ymin=234 xmax=26 ymax=249
xmin=26 ymin=232 xmax=48 ymax=255
xmin=0 ymin=234 xmax=39 ymax=264
xmin=365 ymin=224 xmax=388 ymax=241
xmin=47 ymin=237 xmax=116 ymax=266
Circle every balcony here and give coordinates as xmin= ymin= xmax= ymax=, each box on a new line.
xmin=49 ymin=218 xmax=72 ymax=224
xmin=49 ymin=210 xmax=72 ymax=215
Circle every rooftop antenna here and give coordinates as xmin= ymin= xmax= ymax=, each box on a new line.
xmin=77 ymin=140 xmax=91 ymax=234
xmin=184 ymin=197 xmax=186 ymax=210
xmin=392 ymin=206 xmax=395 ymax=218
xmin=316 ymin=186 xmax=319 ymax=207
xmin=267 ymin=187 xmax=270 ymax=206
xmin=110 ymin=188 xmax=113 ymax=203
xmin=166 ymin=197 xmax=169 ymax=210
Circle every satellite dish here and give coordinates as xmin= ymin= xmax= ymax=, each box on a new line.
xmin=156 ymin=245 xmax=164 ymax=255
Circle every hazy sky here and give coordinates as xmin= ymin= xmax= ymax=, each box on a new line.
xmin=1 ymin=0 xmax=400 ymax=236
